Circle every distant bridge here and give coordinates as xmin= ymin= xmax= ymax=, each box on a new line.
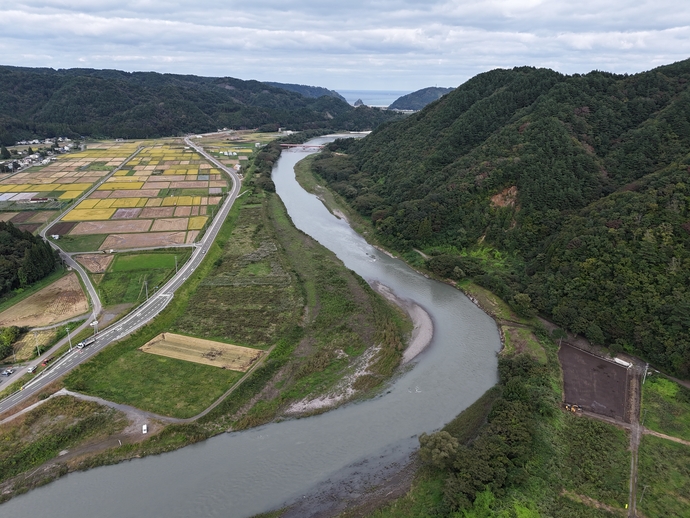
xmin=279 ymin=144 xmax=324 ymax=149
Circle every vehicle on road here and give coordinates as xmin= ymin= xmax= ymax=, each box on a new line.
xmin=27 ymin=366 xmax=37 ymax=373
xmin=77 ymin=337 xmax=96 ymax=349
xmin=1 ymin=368 xmax=15 ymax=376
xmin=41 ymin=357 xmax=54 ymax=366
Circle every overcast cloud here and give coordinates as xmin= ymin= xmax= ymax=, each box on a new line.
xmin=1 ymin=0 xmax=689 ymax=90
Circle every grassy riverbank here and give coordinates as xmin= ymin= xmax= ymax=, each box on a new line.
xmin=0 ymin=139 xmax=411 ymax=503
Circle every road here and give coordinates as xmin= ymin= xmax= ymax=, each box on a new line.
xmin=0 ymin=137 xmax=242 ymax=415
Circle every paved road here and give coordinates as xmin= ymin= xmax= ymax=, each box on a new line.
xmin=0 ymin=138 xmax=242 ymax=415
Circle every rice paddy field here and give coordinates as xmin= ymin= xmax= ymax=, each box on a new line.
xmin=48 ymin=143 xmax=228 ymax=252
xmin=0 ymin=141 xmax=139 ymax=234
xmin=197 ymin=131 xmax=280 ymax=169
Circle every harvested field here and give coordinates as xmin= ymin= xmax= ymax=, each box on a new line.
xmin=0 ymin=212 xmax=18 ymax=222
xmin=75 ymin=254 xmax=114 ymax=273
xmin=70 ymin=220 xmax=152 ymax=235
xmin=185 ymin=230 xmax=199 ymax=243
xmin=174 ymin=206 xmax=191 ymax=217
xmin=26 ymin=211 xmax=57 ymax=223
xmin=140 ymin=333 xmax=264 ymax=371
xmin=100 ymin=231 xmax=187 ymax=250
xmin=151 ymin=218 xmax=188 ymax=232
xmin=140 ymin=207 xmax=175 ymax=218
xmin=112 ymin=208 xmax=142 ymax=219
xmin=9 ymin=211 xmax=34 ymax=223
xmin=559 ymin=343 xmax=630 ymax=422
xmin=47 ymin=221 xmax=76 ymax=236
xmin=16 ymin=224 xmax=40 ymax=234
xmin=0 ymin=273 xmax=89 ymax=328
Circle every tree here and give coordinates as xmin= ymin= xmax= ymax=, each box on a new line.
xmin=0 ymin=145 xmax=10 ymax=160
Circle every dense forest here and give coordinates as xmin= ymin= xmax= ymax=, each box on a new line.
xmin=388 ymin=86 xmax=455 ymax=110
xmin=0 ymin=221 xmax=57 ymax=296
xmin=312 ymin=58 xmax=690 ymax=376
xmin=262 ymin=82 xmax=347 ymax=102
xmin=0 ymin=66 xmax=400 ymax=145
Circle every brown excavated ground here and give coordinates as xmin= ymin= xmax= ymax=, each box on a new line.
xmin=140 ymin=333 xmax=264 ymax=371
xmin=75 ymin=253 xmax=114 ymax=273
xmin=558 ymin=343 xmax=630 ymax=422
xmin=0 ymin=273 xmax=88 ymax=328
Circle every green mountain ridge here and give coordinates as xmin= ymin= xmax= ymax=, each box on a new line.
xmin=0 ymin=66 xmax=400 ymax=145
xmin=313 ymin=59 xmax=690 ymax=376
xmin=388 ymin=86 xmax=455 ymax=110
xmin=262 ymin=82 xmax=347 ymax=102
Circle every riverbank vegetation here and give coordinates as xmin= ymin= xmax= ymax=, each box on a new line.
xmin=310 ymin=59 xmax=690 ymax=378
xmin=349 ymin=323 xmax=631 ymax=517
xmin=0 ymin=395 xmax=127 ymax=486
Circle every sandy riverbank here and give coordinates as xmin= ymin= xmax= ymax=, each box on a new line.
xmin=372 ymin=282 xmax=434 ymax=364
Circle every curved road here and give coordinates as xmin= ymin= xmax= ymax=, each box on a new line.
xmin=0 ymin=137 xmax=242 ymax=415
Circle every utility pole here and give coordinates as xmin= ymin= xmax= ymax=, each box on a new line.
xmin=144 ymin=279 xmax=148 ymax=301
xmin=34 ymin=331 xmax=40 ymax=358
xmin=175 ymin=255 xmax=178 ymax=274
xmin=66 ymin=325 xmax=72 ymax=351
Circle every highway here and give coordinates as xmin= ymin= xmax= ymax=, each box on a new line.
xmin=0 ymin=136 xmax=242 ymax=415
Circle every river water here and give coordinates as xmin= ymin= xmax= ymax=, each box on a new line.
xmin=1 ymin=136 xmax=501 ymax=517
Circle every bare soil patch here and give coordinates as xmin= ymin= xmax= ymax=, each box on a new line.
xmin=0 ymin=273 xmax=89 ymax=328
xmin=75 ymin=254 xmax=114 ymax=273
xmin=140 ymin=332 xmax=264 ymax=371
xmin=0 ymin=212 xmax=18 ymax=222
xmin=559 ymin=343 xmax=630 ymax=422
xmin=70 ymin=220 xmax=152 ymax=235
xmin=47 ymin=221 xmax=76 ymax=235
xmin=16 ymin=224 xmax=40 ymax=234
xmin=100 ymin=231 xmax=187 ymax=249
xmin=490 ymin=185 xmax=519 ymax=208
xmin=185 ymin=230 xmax=199 ymax=243
xmin=151 ymin=218 xmax=188 ymax=232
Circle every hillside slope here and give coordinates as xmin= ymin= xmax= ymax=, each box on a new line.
xmin=0 ymin=67 xmax=400 ymax=144
xmin=263 ymin=82 xmax=346 ymax=102
xmin=314 ymin=60 xmax=690 ymax=375
xmin=388 ymin=86 xmax=454 ymax=110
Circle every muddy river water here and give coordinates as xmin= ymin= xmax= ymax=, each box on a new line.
xmin=2 ymin=136 xmax=501 ymax=517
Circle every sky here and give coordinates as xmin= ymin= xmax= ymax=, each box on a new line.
xmin=1 ymin=0 xmax=690 ymax=91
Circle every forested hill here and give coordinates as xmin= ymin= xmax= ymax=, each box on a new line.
xmin=0 ymin=221 xmax=57 ymax=296
xmin=0 ymin=66 xmax=400 ymax=145
xmin=263 ymin=82 xmax=347 ymax=102
xmin=314 ymin=59 xmax=690 ymax=376
xmin=388 ymin=86 xmax=454 ymax=110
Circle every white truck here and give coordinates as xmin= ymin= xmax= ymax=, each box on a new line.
xmin=77 ymin=337 xmax=96 ymax=349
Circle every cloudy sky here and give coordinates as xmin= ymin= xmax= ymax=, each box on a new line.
xmin=2 ymin=0 xmax=690 ymax=91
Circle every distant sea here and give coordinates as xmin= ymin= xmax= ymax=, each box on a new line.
xmin=338 ymin=90 xmax=411 ymax=108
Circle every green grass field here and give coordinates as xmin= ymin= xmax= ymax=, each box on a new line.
xmin=642 ymin=375 xmax=690 ymax=441
xmin=97 ymin=252 xmax=189 ymax=306
xmin=54 ymin=234 xmax=107 ymax=253
xmin=111 ymin=253 xmax=179 ymax=272
xmin=638 ymin=435 xmax=690 ymax=517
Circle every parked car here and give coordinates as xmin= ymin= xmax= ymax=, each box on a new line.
xmin=41 ymin=357 xmax=54 ymax=366
xmin=1 ymin=368 xmax=15 ymax=376
xmin=27 ymin=366 xmax=37 ymax=373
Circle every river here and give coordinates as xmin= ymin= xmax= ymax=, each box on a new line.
xmin=1 ymin=136 xmax=501 ymax=517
